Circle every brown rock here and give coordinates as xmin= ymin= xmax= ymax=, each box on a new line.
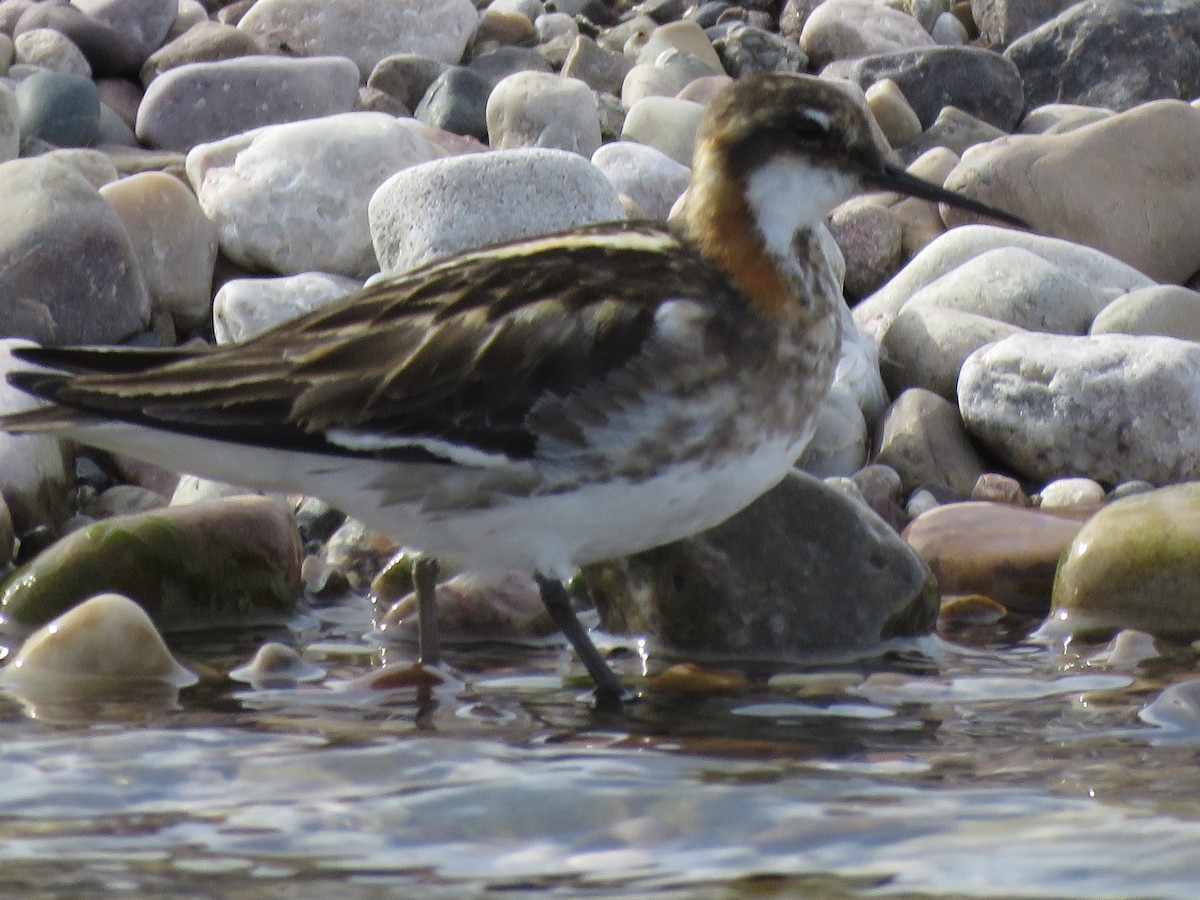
xmin=903 ymin=500 xmax=1088 ymax=612
xmin=942 ymin=99 xmax=1200 ymax=283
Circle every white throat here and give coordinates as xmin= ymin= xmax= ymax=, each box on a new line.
xmin=744 ymin=157 xmax=857 ymax=261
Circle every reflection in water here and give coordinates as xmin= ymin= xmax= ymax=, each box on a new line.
xmin=0 ymin=605 xmax=1197 ymax=897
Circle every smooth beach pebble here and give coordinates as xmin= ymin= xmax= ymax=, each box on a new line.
xmin=187 ymin=112 xmax=438 ymax=278
xmin=591 ymin=140 xmax=690 ymax=221
xmin=1038 ymin=477 xmax=1106 ymax=510
xmin=0 ymin=156 xmax=151 ymax=344
xmin=100 ymin=171 xmax=218 ymax=333
xmin=14 ymin=2 xmax=143 ymax=76
xmin=880 ymin=304 xmax=1023 ymax=401
xmin=237 ymin=0 xmax=478 ymax=78
xmin=229 ymin=642 xmax=325 ymax=687
xmin=414 ymin=66 xmax=492 ymax=142
xmin=140 ymin=20 xmax=267 ymax=83
xmin=136 ymin=55 xmax=361 ymax=151
xmin=621 ymin=95 xmax=704 ymax=165
xmin=369 ymin=148 xmax=624 ymax=274
xmin=1043 ymin=484 xmax=1200 ymax=642
xmin=72 ymin=0 xmax=179 ymax=63
xmin=865 ymin=78 xmax=921 ymax=147
xmin=874 ymin=388 xmax=985 ymax=499
xmin=942 ymin=100 xmax=1200 ymax=283
xmin=213 ymin=272 xmax=362 ymax=344
xmin=0 ymin=593 xmax=197 ymax=694
xmin=15 ymin=68 xmax=100 ymax=146
xmin=486 ymin=71 xmax=602 ymax=156
xmin=1090 ymin=285 xmax=1200 ymax=342
xmin=561 ymin=34 xmax=633 ymax=95
xmin=959 ymin=333 xmax=1200 ymax=485
xmin=799 ymin=0 xmax=932 ymax=70
xmin=14 ymin=27 xmax=91 ymax=76
xmin=853 ymin=225 xmax=1155 ymax=343
xmin=368 ymin=53 xmax=450 ymax=112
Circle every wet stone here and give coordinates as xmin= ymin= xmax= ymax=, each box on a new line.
xmin=377 ymin=572 xmax=555 ymax=643
xmin=229 ymin=642 xmax=325 ymax=687
xmin=1045 ymin=484 xmax=1200 ymax=642
xmin=584 ymin=471 xmax=939 ymax=657
xmin=904 ymin=500 xmax=1088 ymax=613
xmin=0 ymin=496 xmax=302 ymax=634
xmin=0 ymin=593 xmax=197 ymax=702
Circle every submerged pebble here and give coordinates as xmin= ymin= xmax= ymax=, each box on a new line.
xmin=229 ymin=642 xmax=325 ymax=687
xmin=0 ymin=592 xmax=197 ymax=697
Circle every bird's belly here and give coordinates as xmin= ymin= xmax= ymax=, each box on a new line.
xmin=356 ymin=433 xmax=803 ymax=579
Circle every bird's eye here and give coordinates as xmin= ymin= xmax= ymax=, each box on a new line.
xmin=791 ymin=110 xmax=831 ymax=144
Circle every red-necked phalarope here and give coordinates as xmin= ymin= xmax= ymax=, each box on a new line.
xmin=0 ymin=73 xmax=1022 ymax=705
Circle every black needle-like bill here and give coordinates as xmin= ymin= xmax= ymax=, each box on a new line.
xmin=870 ymin=162 xmax=1029 ymax=230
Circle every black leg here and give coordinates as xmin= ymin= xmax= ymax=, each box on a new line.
xmin=535 ymin=574 xmax=627 ymax=708
xmin=413 ymin=555 xmax=441 ymax=666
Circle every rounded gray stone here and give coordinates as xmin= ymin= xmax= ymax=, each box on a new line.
xmin=187 ymin=111 xmax=439 ymax=278
xmin=14 ymin=27 xmax=92 ymax=76
xmin=0 ymin=157 xmax=151 ymax=343
xmin=214 ymin=272 xmax=362 ymax=344
xmin=486 ymin=71 xmax=601 ymax=156
xmin=1090 ymin=285 xmax=1200 ymax=342
xmin=237 ymin=0 xmax=478 ymax=79
xmin=590 ymin=140 xmax=689 ymax=220
xmin=369 ymin=148 xmax=625 ymax=273
xmin=583 ymin=470 xmax=939 ymax=657
xmin=15 ymin=69 xmax=100 ymax=146
xmin=960 ymin=332 xmax=1200 ymax=484
xmin=136 ymin=55 xmax=360 ymax=151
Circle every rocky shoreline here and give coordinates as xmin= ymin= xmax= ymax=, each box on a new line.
xmin=1 ymin=0 xmax=1200 ymax=697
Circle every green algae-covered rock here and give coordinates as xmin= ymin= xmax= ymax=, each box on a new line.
xmin=0 ymin=496 xmax=302 ymax=635
xmin=1045 ymin=483 xmax=1200 ymax=641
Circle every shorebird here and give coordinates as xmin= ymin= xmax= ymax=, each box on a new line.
xmin=0 ymin=74 xmax=1021 ymax=705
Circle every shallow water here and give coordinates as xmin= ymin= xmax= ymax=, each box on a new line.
xmin=1 ymin=598 xmax=1199 ymax=899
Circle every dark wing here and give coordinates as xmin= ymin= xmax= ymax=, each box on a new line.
xmin=4 ymin=222 xmax=747 ymax=462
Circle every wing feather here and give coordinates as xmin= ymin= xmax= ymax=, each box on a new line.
xmin=3 ymin=223 xmax=749 ymax=463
